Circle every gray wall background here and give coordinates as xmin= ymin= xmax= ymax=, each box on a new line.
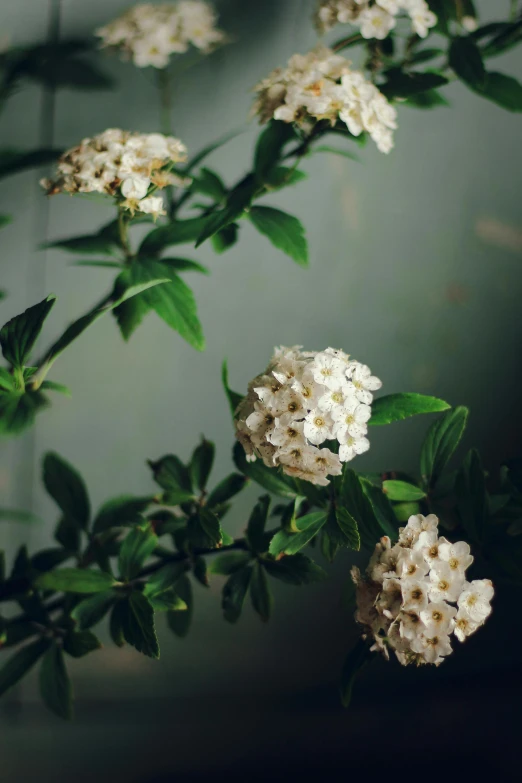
xmin=0 ymin=0 xmax=521 ymax=778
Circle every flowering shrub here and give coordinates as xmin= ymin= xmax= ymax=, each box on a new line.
xmin=0 ymin=0 xmax=521 ymax=721
xmin=96 ymin=1 xmax=227 ymax=68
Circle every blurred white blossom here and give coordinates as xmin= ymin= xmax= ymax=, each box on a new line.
xmin=96 ymin=2 xmax=227 ymax=69
xmin=252 ymin=46 xmax=397 ymax=153
xmin=315 ymin=0 xmax=437 ymax=39
xmin=235 ymin=346 xmax=381 ymax=485
xmin=352 ymin=514 xmax=493 ymax=665
xmin=41 ymin=129 xmax=189 ymax=217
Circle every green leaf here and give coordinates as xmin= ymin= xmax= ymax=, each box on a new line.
xmin=109 ymin=602 xmax=126 ymax=647
xmin=221 ymin=360 xmax=243 ymax=419
xmin=35 ymin=279 xmax=168 ymax=378
xmin=0 ymin=215 xmax=11 ymax=229
xmin=190 ymin=438 xmax=215 ymax=491
xmin=206 ymin=473 xmax=247 ymax=508
xmin=191 ymin=167 xmax=227 ymax=201
xmin=144 ymin=562 xmax=186 ymax=597
xmin=339 ymin=470 xmax=382 ymax=550
xmin=209 ymin=551 xmax=251 ymax=575
xmin=39 ymin=642 xmax=73 ymax=720
xmin=312 ymin=145 xmax=361 ymax=161
xmin=405 ymin=89 xmax=450 ymax=109
xmin=148 ymin=589 xmax=187 ymax=612
xmin=0 ymin=507 xmax=41 ymax=524
xmin=269 ymin=512 xmax=328 ymax=556
xmin=187 ymin=508 xmax=222 ymax=549
xmin=28 ymin=56 xmax=112 ymax=91
xmin=42 ymin=452 xmax=90 ymax=531
xmin=360 ymin=479 xmax=399 ymax=538
xmin=160 ymin=257 xmax=209 ymax=274
xmin=148 ymin=454 xmax=193 ymax=504
xmin=35 ymin=568 xmax=117 ymax=594
xmin=449 ymin=36 xmax=486 ymax=89
xmin=382 ymin=480 xmax=427 ymax=501
xmin=456 ymin=449 xmax=487 ymax=544
xmin=0 ymin=294 xmax=56 ymax=368
xmin=42 ymin=232 xmax=119 ymax=257
xmin=340 ymin=638 xmax=371 ymax=708
xmin=63 ymin=630 xmax=101 ymax=658
xmin=0 ymin=638 xmax=49 ymax=697
xmin=222 ymin=565 xmax=252 ymax=623
xmin=0 ymin=367 xmax=15 ymax=392
xmin=70 ymin=591 xmax=116 ymax=630
xmin=0 ymin=387 xmax=49 ymax=437
xmin=475 ymin=72 xmax=522 ymax=112
xmin=92 ymin=495 xmax=152 ymax=533
xmin=420 ymin=406 xmax=469 ymax=487
xmin=246 ymin=495 xmax=271 ymax=554
xmin=481 ymin=21 xmax=522 ymax=58
xmin=233 ymin=441 xmax=297 ymax=498
xmin=211 ymin=223 xmax=239 ymax=254
xmin=250 ymin=561 xmax=272 ymax=622
xmin=263 ymin=553 xmax=327 ymax=585
xmin=335 ymin=507 xmax=361 ymax=550
xmin=265 ymin=166 xmax=308 ymax=190
xmin=40 ymin=380 xmax=71 ymax=396
xmin=31 ymin=547 xmax=72 ymax=571
xmin=167 ymin=574 xmax=193 ymax=637
xmin=381 ymin=70 xmax=449 ymax=99
xmin=196 ymin=175 xmax=256 ymax=248
xmin=369 ymin=393 xmax=450 ymax=425
xmin=248 ymin=206 xmax=308 ymax=267
xmin=118 ymin=524 xmax=158 ymax=581
xmin=0 ymin=147 xmax=62 ymax=179
xmin=193 ymin=555 xmax=209 ymax=587
xmin=408 ymin=48 xmax=444 ymax=64
xmin=139 ymin=217 xmax=208 ymax=256
xmin=254 ymin=120 xmax=297 ymax=180
xmin=71 ymin=260 xmax=124 ymax=269
xmin=119 ymin=591 xmax=159 ymax=659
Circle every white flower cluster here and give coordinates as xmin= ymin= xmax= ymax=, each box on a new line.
xmin=41 ymin=129 xmax=189 ymax=218
xmin=316 ymin=0 xmax=437 ymax=39
xmin=235 ymin=346 xmax=382 ymax=486
xmin=352 ymin=514 xmax=494 ymax=665
xmin=252 ymin=46 xmax=397 ymax=153
xmin=95 ymin=2 xmax=227 ymax=69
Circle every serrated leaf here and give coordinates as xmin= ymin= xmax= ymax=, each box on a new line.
xmin=167 ymin=574 xmax=193 ymax=637
xmin=144 ymin=561 xmax=186 ymax=597
xmin=118 ymin=524 xmax=158 ymax=581
xmin=233 ymin=441 xmax=297 ymax=498
xmin=70 ymin=591 xmax=116 ymax=630
xmin=39 ymin=642 xmax=73 ymax=720
xmin=139 ymin=217 xmax=208 ymax=256
xmin=120 ymin=591 xmax=159 ymax=659
xmin=335 ymin=507 xmax=361 ymax=550
xmin=360 ymin=479 xmax=398 ymax=538
xmin=187 ymin=508 xmax=222 ymax=549
xmin=148 ymin=454 xmax=192 ymax=497
xmin=196 ymin=175 xmax=256 ymax=247
xmin=160 ymin=257 xmax=209 ymax=274
xmin=269 ymin=512 xmax=328 ymax=556
xmin=263 ymin=553 xmax=327 ymax=585
xmin=0 ymin=638 xmax=49 ymax=697
xmin=246 ymin=495 xmax=271 ymax=554
xmin=250 ymin=561 xmax=272 ymax=622
xmin=382 ymin=480 xmax=426 ymax=501
xmin=0 ymin=387 xmax=49 ymax=437
xmin=222 ymin=360 xmax=243 ymax=419
xmin=63 ymin=630 xmax=101 ymax=658
xmin=420 ymin=406 xmax=469 ymax=487
xmin=339 ymin=469 xmax=382 ymax=550
xmin=206 ymin=473 xmax=247 ymax=508
xmin=209 ymin=551 xmax=251 ymax=575
xmin=449 ymin=36 xmax=486 ymax=89
xmin=222 ymin=565 xmax=252 ymax=623
xmin=148 ymin=589 xmax=187 ymax=612
xmin=36 ymin=568 xmax=117 ymax=594
xmin=0 ymin=295 xmax=56 ymax=368
xmin=248 ymin=206 xmax=308 ymax=266
xmin=92 ymin=495 xmax=152 ymax=533
xmin=370 ymin=393 xmax=450 ymax=425
xmin=190 ymin=438 xmax=215 ymax=491
xmin=42 ymin=452 xmax=90 ymax=531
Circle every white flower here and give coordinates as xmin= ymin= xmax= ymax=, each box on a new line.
xmin=401 ymin=579 xmax=429 ymax=612
xmin=121 ymin=174 xmax=151 ymax=200
xmin=345 ymin=361 xmax=382 ymax=404
xmin=428 ymin=563 xmax=465 ymax=603
xmin=252 ymin=45 xmax=396 ymax=154
xmin=453 ymin=609 xmax=480 ymax=642
xmin=235 ymin=345 xmax=380 ymax=484
xmin=396 ymin=548 xmax=429 ymax=580
xmin=399 ymin=513 xmax=438 ymax=547
xmin=303 ymin=410 xmax=334 ymax=445
xmin=420 ymin=601 xmax=456 ymax=634
xmin=358 ymin=6 xmax=396 ymax=39
xmin=409 ymin=2 xmax=437 ymax=38
xmin=457 ymin=580 xmax=494 ymax=623
xmin=96 ymin=2 xmax=227 ymax=69
xmin=462 ymin=16 xmax=478 ymax=33
xmin=413 ymin=529 xmax=449 ymax=565
xmin=138 ymin=195 xmax=166 ymax=220
xmin=438 ymin=540 xmax=474 ymax=575
xmin=411 ymin=630 xmax=452 ymax=665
